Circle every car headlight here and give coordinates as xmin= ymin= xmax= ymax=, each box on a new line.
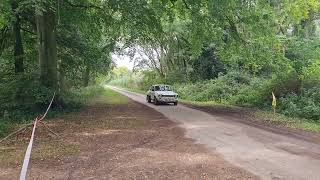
xmin=158 ymin=94 xmax=162 ymax=98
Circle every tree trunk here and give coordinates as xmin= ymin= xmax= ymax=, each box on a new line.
xmin=58 ymin=59 xmax=67 ymax=92
xmin=36 ymin=6 xmax=58 ymax=89
xmin=11 ymin=0 xmax=24 ymax=73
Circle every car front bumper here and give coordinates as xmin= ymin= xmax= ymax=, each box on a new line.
xmin=158 ymin=97 xmax=178 ymax=103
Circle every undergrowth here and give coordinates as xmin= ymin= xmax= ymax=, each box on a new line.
xmin=0 ymin=85 xmax=105 ymax=138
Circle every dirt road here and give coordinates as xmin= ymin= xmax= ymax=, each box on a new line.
xmin=110 ymin=86 xmax=320 ymax=180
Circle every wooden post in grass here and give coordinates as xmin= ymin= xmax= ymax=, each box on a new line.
xmin=272 ymin=92 xmax=277 ymax=115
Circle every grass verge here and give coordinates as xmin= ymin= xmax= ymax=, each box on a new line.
xmin=84 ymin=87 xmax=130 ymax=106
xmin=179 ymin=99 xmax=234 ymax=108
xmin=253 ymin=110 xmax=320 ymax=133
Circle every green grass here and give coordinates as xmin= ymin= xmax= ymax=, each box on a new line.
xmin=179 ymin=99 xmax=235 ymax=108
xmin=254 ymin=110 xmax=320 ymax=133
xmin=100 ymin=88 xmax=129 ymax=105
xmin=296 ymin=122 xmax=320 ymax=132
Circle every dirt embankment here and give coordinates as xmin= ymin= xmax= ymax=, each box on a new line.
xmin=0 ymin=95 xmax=258 ymax=179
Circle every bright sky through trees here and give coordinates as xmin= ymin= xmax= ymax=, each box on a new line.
xmin=112 ymin=54 xmax=134 ymax=70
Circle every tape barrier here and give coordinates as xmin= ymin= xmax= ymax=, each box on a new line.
xmin=19 ymin=118 xmax=38 ymax=180
xmin=19 ymin=92 xmax=55 ymax=180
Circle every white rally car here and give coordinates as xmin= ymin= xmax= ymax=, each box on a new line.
xmin=146 ymin=84 xmax=179 ymax=105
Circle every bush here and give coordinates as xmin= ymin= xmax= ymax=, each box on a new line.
xmin=0 ymin=121 xmax=15 ymax=138
xmin=175 ymin=70 xmax=320 ymax=121
xmin=279 ymin=88 xmax=320 ymax=121
xmin=174 ymin=71 xmax=250 ymax=103
xmin=0 ymin=72 xmax=55 ymax=122
xmin=0 ymin=70 xmax=106 ymax=137
xmin=232 ymin=69 xmax=302 ymax=107
xmin=231 ymin=77 xmax=271 ymax=107
xmin=61 ymin=85 xmax=105 ymax=108
xmin=302 ymin=59 xmax=320 ymax=89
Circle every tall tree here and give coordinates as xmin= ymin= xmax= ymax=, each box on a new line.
xmin=36 ymin=1 xmax=58 ymax=88
xmin=11 ymin=0 xmax=24 ymax=73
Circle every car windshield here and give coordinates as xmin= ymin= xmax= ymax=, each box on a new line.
xmin=154 ymin=85 xmax=172 ymax=91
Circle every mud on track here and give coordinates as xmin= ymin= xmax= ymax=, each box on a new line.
xmin=0 ymin=93 xmax=257 ymax=179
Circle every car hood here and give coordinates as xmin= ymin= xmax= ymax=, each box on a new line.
xmin=155 ymin=91 xmax=177 ymax=95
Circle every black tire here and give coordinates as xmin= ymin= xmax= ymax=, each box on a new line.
xmin=174 ymin=102 xmax=178 ymax=106
xmin=154 ymin=97 xmax=159 ymax=105
xmin=147 ymin=96 xmax=151 ymax=103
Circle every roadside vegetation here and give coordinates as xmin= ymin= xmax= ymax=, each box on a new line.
xmin=0 ymin=85 xmax=105 ymax=137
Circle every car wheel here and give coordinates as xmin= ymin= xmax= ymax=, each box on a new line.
xmin=154 ymin=97 xmax=159 ymax=105
xmin=174 ymin=102 xmax=178 ymax=106
xmin=146 ymin=96 xmax=151 ymax=103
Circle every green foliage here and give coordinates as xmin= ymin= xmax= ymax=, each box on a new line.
xmin=109 ymin=67 xmax=165 ymax=91
xmin=302 ymin=59 xmax=320 ymax=89
xmin=108 ymin=67 xmax=142 ymax=90
xmin=0 ymin=72 xmax=55 ymax=122
xmin=190 ymin=47 xmax=225 ymax=81
xmin=280 ymin=87 xmax=320 ymax=121
xmin=175 ymin=71 xmax=250 ymax=103
xmin=61 ymin=85 xmax=106 ymax=108
xmin=0 ymin=72 xmax=54 ymax=137
xmin=174 ymin=69 xmax=320 ymax=121
xmin=0 ymin=84 xmax=106 ymax=137
xmin=0 ymin=121 xmax=14 ymax=138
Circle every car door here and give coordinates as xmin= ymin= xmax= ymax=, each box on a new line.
xmin=147 ymin=86 xmax=151 ymax=96
xmin=150 ymin=86 xmax=155 ymax=100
